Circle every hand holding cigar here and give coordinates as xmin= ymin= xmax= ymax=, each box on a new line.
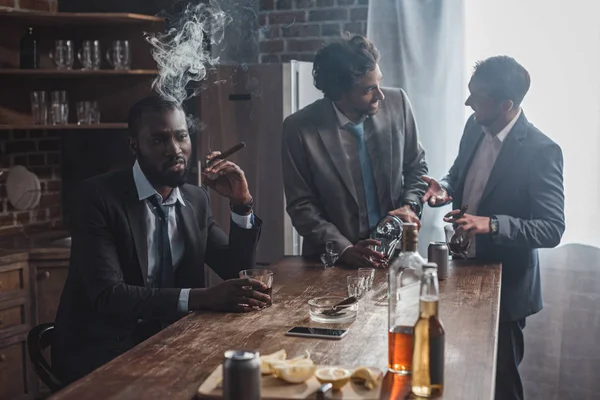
xmin=202 ymin=141 xmax=246 ymax=170
xmin=444 ymin=205 xmax=469 ymax=221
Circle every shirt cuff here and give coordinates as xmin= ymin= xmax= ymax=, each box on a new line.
xmin=231 ymin=211 xmax=254 ymax=229
xmin=178 ymin=288 xmax=191 ymax=313
xmin=339 ymin=245 xmax=352 ymax=257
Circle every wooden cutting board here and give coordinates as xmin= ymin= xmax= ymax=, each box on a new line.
xmin=197 ymin=365 xmax=384 ymax=399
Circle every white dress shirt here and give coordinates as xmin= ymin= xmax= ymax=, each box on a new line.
xmin=132 ymin=161 xmax=253 ymax=312
xmin=462 ymin=109 xmax=522 ymax=257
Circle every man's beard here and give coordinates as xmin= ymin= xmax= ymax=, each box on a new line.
xmin=138 ymin=154 xmax=190 ymax=188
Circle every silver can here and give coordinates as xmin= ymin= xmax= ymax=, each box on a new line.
xmin=428 ymin=241 xmax=449 ymax=280
xmin=223 ymin=350 xmax=261 ymax=400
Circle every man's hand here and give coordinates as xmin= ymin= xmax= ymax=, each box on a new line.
xmin=444 ymin=210 xmax=490 ymax=235
xmin=421 ymin=175 xmax=452 ymax=207
xmin=189 ymin=278 xmax=270 ymax=313
xmin=202 ymin=151 xmax=252 ymax=205
xmin=389 ymin=205 xmax=421 ymax=228
xmin=338 ymin=239 xmax=384 ymax=269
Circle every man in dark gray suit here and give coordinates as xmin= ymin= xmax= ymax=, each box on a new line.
xmin=52 ymin=96 xmax=269 ymax=384
xmin=423 ymin=56 xmax=565 ymax=400
xmin=282 ymin=35 xmax=428 ymax=268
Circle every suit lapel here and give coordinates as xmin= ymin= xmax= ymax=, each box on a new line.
xmin=123 ymin=172 xmax=149 ymax=285
xmin=177 ymin=192 xmax=202 ymax=272
xmin=479 ymin=114 xmax=528 ymax=204
xmin=364 ymin=112 xmax=392 ymax=210
xmin=316 ymin=101 xmax=359 ymax=204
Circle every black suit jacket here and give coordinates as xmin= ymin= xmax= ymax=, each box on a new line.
xmin=52 ymin=169 xmax=261 ymax=384
xmin=440 ymin=112 xmax=565 ymax=322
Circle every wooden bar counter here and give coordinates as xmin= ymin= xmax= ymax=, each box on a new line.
xmin=49 ymin=257 xmax=501 ymax=400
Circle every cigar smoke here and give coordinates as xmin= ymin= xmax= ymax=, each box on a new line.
xmin=145 ymin=1 xmax=232 ymax=105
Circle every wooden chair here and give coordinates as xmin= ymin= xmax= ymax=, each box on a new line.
xmin=27 ymin=323 xmax=64 ymax=393
xmin=521 ymin=244 xmax=600 ymax=400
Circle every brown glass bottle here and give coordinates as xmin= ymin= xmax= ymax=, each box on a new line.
xmin=411 ymin=265 xmax=445 ymax=397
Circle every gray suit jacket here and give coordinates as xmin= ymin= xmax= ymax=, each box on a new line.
xmin=282 ymin=88 xmax=428 ymax=256
xmin=441 ymin=112 xmax=565 ymax=322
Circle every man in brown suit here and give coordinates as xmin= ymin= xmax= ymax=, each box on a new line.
xmin=282 ymin=35 xmax=428 ymax=268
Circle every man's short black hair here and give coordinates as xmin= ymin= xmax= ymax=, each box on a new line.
xmin=312 ymin=35 xmax=380 ymax=101
xmin=472 ymin=56 xmax=531 ymax=107
xmin=127 ymin=96 xmax=185 ymax=138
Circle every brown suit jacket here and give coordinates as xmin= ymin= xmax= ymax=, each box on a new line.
xmin=282 ymin=88 xmax=428 ymax=256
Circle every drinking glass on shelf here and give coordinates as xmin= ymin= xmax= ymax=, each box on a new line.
xmin=50 ymin=90 xmax=68 ymax=125
xmin=320 ymin=241 xmax=338 ymax=268
xmin=76 ymin=101 xmax=99 ymax=124
xmin=444 ymin=224 xmax=471 ymax=259
xmin=50 ymin=40 xmax=74 ymax=70
xmin=30 ymin=91 xmax=48 ymax=125
xmin=106 ymin=40 xmax=131 ymax=70
xmin=77 ymin=40 xmax=101 ymax=70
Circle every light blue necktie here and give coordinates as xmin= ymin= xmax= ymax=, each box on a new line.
xmin=346 ymin=122 xmax=381 ymax=229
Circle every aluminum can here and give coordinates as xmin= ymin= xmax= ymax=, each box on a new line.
xmin=223 ymin=350 xmax=261 ymax=400
xmin=428 ymin=241 xmax=449 ymax=280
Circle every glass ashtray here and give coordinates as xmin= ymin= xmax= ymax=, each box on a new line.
xmin=308 ymin=296 xmax=358 ymax=324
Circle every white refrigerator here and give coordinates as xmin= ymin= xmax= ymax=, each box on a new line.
xmin=198 ymin=61 xmax=323 ymax=268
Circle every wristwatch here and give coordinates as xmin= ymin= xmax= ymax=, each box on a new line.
xmin=489 ymin=215 xmax=499 ymax=235
xmin=230 ymin=197 xmax=254 ymax=215
xmin=403 ymin=200 xmax=422 ymax=219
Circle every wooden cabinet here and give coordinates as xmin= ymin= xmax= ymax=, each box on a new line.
xmin=0 ymin=256 xmax=35 ymax=400
xmin=0 ymin=333 xmax=33 ymax=400
xmin=29 ymin=251 xmax=69 ymax=326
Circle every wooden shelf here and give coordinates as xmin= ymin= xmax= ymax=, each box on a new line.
xmin=0 ymin=9 xmax=164 ymax=25
xmin=0 ymin=69 xmax=158 ymax=77
xmin=0 ymin=123 xmax=128 ymax=130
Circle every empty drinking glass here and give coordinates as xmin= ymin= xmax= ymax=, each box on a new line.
xmin=77 ymin=40 xmax=101 ymax=70
xmin=76 ymin=101 xmax=100 ymax=124
xmin=320 ymin=241 xmax=338 ymax=268
xmin=30 ymin=91 xmax=48 ymax=125
xmin=50 ymin=40 xmax=74 ymax=70
xmin=347 ymin=275 xmax=366 ymax=299
xmin=50 ymin=90 xmax=68 ymax=125
xmin=106 ymin=40 xmax=131 ymax=70
xmin=358 ymin=267 xmax=376 ymax=291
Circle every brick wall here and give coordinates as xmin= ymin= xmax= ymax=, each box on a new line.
xmin=258 ymin=0 xmax=369 ymax=63
xmin=0 ymin=130 xmax=62 ymax=236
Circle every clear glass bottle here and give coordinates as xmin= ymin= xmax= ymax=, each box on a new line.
xmin=411 ymin=264 xmax=445 ymax=398
xmin=387 ymin=222 xmax=425 ymax=374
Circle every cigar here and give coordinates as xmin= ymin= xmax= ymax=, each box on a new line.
xmin=444 ymin=205 xmax=468 ymax=220
xmin=203 ymin=141 xmax=246 ymax=170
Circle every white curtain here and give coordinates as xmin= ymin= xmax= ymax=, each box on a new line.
xmin=367 ymin=0 xmax=465 ymax=254
xmin=465 ymin=0 xmax=600 ymax=247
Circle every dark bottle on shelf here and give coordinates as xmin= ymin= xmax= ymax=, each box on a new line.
xmin=20 ymin=27 xmax=39 ymax=69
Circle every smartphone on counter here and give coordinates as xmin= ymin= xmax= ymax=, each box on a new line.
xmin=285 ymin=327 xmax=348 ymax=340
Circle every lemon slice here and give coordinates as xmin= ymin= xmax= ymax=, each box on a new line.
xmin=260 ymin=349 xmax=287 ymax=375
xmin=315 ymin=367 xmax=352 ymax=390
xmin=351 ymin=367 xmax=380 ymax=390
xmin=272 ymin=361 xmax=316 ymax=383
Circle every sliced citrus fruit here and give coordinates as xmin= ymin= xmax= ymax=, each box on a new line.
xmin=351 ymin=367 xmax=380 ymax=390
xmin=315 ymin=367 xmax=352 ymax=390
xmin=259 ymin=349 xmax=287 ymax=374
xmin=272 ymin=360 xmax=316 ymax=383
